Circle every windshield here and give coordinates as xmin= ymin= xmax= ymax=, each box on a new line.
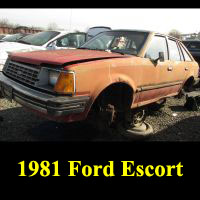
xmin=0 ymin=35 xmax=6 ymax=40
xmin=2 ymin=33 xmax=25 ymax=42
xmin=18 ymin=31 xmax=60 ymax=46
xmin=80 ymin=31 xmax=149 ymax=55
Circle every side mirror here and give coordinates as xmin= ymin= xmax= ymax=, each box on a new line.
xmin=152 ymin=51 xmax=165 ymax=64
xmin=158 ymin=52 xmax=164 ymax=62
xmin=47 ymin=41 xmax=57 ymax=49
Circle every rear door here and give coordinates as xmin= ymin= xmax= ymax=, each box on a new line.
xmin=161 ymin=38 xmax=187 ymax=95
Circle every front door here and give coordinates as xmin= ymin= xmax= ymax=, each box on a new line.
xmin=137 ymin=35 xmax=170 ymax=105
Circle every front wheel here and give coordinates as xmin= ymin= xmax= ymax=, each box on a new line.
xmin=87 ymin=103 xmax=153 ymax=140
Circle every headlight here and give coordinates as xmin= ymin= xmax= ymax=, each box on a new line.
xmin=48 ymin=70 xmax=60 ymax=86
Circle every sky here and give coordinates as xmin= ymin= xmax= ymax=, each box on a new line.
xmin=0 ymin=9 xmax=199 ymax=34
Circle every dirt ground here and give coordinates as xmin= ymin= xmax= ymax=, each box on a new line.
xmin=0 ymin=96 xmax=200 ymax=141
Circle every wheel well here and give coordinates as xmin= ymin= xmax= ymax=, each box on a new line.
xmin=184 ymin=76 xmax=194 ymax=89
xmin=92 ymin=82 xmax=134 ymax=112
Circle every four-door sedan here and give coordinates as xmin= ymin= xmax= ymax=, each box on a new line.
xmin=0 ymin=30 xmax=199 ymax=137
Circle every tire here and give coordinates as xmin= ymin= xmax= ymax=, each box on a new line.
xmin=148 ymin=99 xmax=166 ymax=112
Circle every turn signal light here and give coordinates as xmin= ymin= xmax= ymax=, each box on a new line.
xmin=54 ymin=72 xmax=75 ymax=94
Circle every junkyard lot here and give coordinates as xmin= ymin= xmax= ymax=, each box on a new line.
xmin=1 ymin=96 xmax=200 ymax=141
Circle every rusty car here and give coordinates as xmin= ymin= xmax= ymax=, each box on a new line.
xmin=0 ymin=29 xmax=199 ymax=137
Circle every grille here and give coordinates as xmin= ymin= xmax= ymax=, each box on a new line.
xmin=4 ymin=61 xmax=40 ymax=86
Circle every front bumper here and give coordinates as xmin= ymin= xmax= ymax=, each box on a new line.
xmin=0 ymin=72 xmax=89 ymax=117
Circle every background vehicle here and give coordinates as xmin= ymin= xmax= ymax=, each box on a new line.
xmin=183 ymin=40 xmax=200 ymax=77
xmin=0 ymin=31 xmax=68 ymax=71
xmin=0 ymin=29 xmax=198 ymax=138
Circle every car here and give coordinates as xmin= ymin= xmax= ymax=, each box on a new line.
xmin=0 ymin=27 xmax=111 ymax=72
xmin=0 ymin=29 xmax=198 ymax=137
xmin=0 ymin=31 xmax=69 ymax=71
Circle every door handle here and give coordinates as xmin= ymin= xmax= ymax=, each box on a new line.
xmin=168 ymin=66 xmax=173 ymax=71
xmin=185 ymin=67 xmax=189 ymax=71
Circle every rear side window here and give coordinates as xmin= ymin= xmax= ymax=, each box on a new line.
xmin=145 ymin=36 xmax=168 ymax=60
xmin=180 ymin=44 xmax=193 ymax=61
xmin=168 ymin=39 xmax=181 ymax=61
xmin=177 ymin=43 xmax=184 ymax=61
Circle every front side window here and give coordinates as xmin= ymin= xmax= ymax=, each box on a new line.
xmin=168 ymin=39 xmax=181 ymax=61
xmin=80 ymin=31 xmax=149 ymax=56
xmin=56 ymin=33 xmax=86 ymax=48
xmin=145 ymin=36 xmax=168 ymax=60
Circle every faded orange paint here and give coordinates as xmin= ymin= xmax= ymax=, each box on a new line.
xmin=6 ymin=31 xmax=200 ymax=123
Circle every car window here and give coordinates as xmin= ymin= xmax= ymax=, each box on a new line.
xmin=180 ymin=44 xmax=193 ymax=62
xmin=81 ymin=31 xmax=148 ymax=56
xmin=177 ymin=42 xmax=184 ymax=61
xmin=145 ymin=36 xmax=168 ymax=60
xmin=18 ymin=31 xmax=60 ymax=46
xmin=56 ymin=33 xmax=86 ymax=48
xmin=168 ymin=39 xmax=181 ymax=61
xmin=87 ymin=34 xmax=114 ymax=50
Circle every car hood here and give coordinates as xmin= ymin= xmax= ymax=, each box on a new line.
xmin=10 ymin=49 xmax=128 ymax=67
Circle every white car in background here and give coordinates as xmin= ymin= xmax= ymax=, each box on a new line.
xmin=0 ymin=31 xmax=73 ymax=71
xmin=0 ymin=27 xmax=111 ymax=71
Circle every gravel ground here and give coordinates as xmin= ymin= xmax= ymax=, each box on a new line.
xmin=0 ymin=96 xmax=200 ymax=141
